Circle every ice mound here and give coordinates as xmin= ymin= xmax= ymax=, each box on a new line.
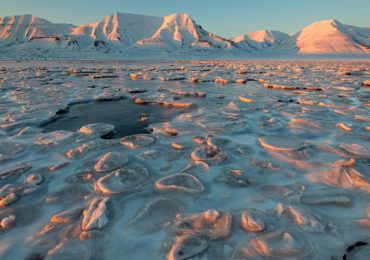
xmin=129 ymin=197 xmax=184 ymax=234
xmin=0 ymin=162 xmax=32 ymax=180
xmin=217 ymin=168 xmax=250 ymax=187
xmin=173 ymin=210 xmax=232 ymax=240
xmin=276 ymin=204 xmax=333 ymax=233
xmin=79 ymin=123 xmax=115 ymax=137
xmin=300 ymin=189 xmax=352 ymax=206
xmin=95 ymin=163 xmax=150 ymax=195
xmin=241 ymin=209 xmax=270 ymax=233
xmin=81 ymin=197 xmax=109 ymax=231
xmin=191 ymin=144 xmax=228 ymax=164
xmin=233 ymin=229 xmax=313 ymax=259
xmin=339 ymin=142 xmax=370 ymax=157
xmin=306 ymin=166 xmax=370 ymax=193
xmin=167 ymin=235 xmax=208 ymax=260
xmin=155 ymin=173 xmax=204 ymax=194
xmin=0 ymin=141 xmax=26 ymax=161
xmin=258 ymin=136 xmax=307 ymax=153
xmin=94 ymin=151 xmax=129 ymax=173
xmin=51 ymin=207 xmax=84 ymax=224
xmin=120 ymin=134 xmax=155 ymax=149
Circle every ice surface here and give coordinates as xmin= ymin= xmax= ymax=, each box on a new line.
xmin=0 ymin=60 xmax=369 ymax=259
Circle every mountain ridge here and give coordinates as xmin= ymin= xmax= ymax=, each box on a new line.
xmin=0 ymin=13 xmax=369 ymax=58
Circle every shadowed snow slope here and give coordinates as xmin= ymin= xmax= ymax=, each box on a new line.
xmin=277 ymin=19 xmax=370 ymax=53
xmin=132 ymin=13 xmax=237 ymax=52
xmin=71 ymin=12 xmax=163 ymax=47
xmin=233 ymin=30 xmax=289 ymax=51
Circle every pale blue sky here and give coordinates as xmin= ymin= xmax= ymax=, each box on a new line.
xmin=1 ymin=0 xmax=369 ymax=38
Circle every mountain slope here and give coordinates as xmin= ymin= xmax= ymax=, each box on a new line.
xmin=135 ymin=13 xmax=237 ymax=52
xmin=233 ymin=30 xmax=289 ymax=50
xmin=71 ymin=12 xmax=163 ymax=47
xmin=0 ymin=14 xmax=73 ymax=42
xmin=277 ymin=19 xmax=370 ymax=53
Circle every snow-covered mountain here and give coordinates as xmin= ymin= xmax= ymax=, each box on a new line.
xmin=134 ymin=13 xmax=236 ymax=52
xmin=233 ymin=30 xmax=289 ymax=51
xmin=276 ymin=19 xmax=370 ymax=54
xmin=71 ymin=12 xmax=163 ymax=48
xmin=0 ymin=13 xmax=369 ymax=59
xmin=0 ymin=15 xmax=73 ymax=45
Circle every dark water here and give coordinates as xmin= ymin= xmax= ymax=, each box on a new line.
xmin=42 ymin=99 xmax=183 ymax=138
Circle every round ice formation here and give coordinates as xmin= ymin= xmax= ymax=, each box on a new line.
xmin=23 ymin=173 xmax=43 ymax=185
xmin=0 ymin=163 xmax=32 ymax=180
xmin=192 ymin=136 xmax=207 ymax=145
xmin=173 ymin=210 xmax=232 ymax=240
xmin=306 ymin=167 xmax=370 ymax=193
xmin=34 ymin=131 xmax=74 ymax=145
xmin=258 ymin=136 xmax=306 ymax=152
xmin=130 ymin=197 xmax=184 ymax=234
xmin=94 ymin=151 xmax=128 ymax=173
xmin=217 ymin=169 xmax=250 ymax=187
xmin=81 ymin=197 xmax=109 ymax=231
xmin=65 ymin=141 xmax=99 ymax=158
xmin=236 ymin=144 xmax=252 ymax=155
xmin=136 ymin=149 xmax=160 ymax=160
xmin=233 ymin=229 xmax=313 ymax=259
xmin=221 ymin=101 xmax=241 ymax=115
xmin=0 ymin=192 xmax=18 ymax=207
xmin=339 ymin=143 xmax=370 ymax=157
xmin=0 ymin=141 xmax=25 ymax=161
xmin=241 ymin=209 xmax=269 ymax=233
xmin=0 ymin=215 xmax=16 ymax=229
xmin=120 ymin=134 xmax=155 ymax=149
xmin=79 ymin=123 xmax=115 ymax=137
xmin=260 ymin=184 xmax=304 ymax=200
xmin=16 ymin=127 xmax=41 ymax=137
xmin=336 ymin=123 xmax=353 ymax=131
xmin=95 ymin=164 xmax=150 ymax=195
xmin=279 ymin=205 xmax=328 ymax=233
xmin=300 ymin=189 xmax=351 ymax=206
xmin=155 ymin=174 xmax=204 ymax=194
xmin=168 ymin=235 xmax=208 ymax=260
xmin=362 ymin=80 xmax=370 ymax=87
xmin=130 ymin=73 xmax=140 ymax=80
xmin=51 ymin=207 xmax=84 ymax=224
xmin=191 ymin=145 xmax=228 ymax=164
xmin=236 ymin=79 xmax=247 ymax=84
xmin=239 ymin=96 xmax=254 ymax=103
xmin=171 ymin=142 xmax=189 ymax=150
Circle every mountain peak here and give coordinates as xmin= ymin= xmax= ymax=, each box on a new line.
xmin=232 ymin=30 xmax=289 ymax=51
xmin=163 ymin=13 xmax=195 ymax=26
xmin=136 ymin=12 xmax=235 ymax=51
xmin=0 ymin=14 xmax=73 ymax=42
xmin=71 ymin=12 xmax=163 ymax=46
xmin=306 ymin=19 xmax=344 ymax=30
xmin=281 ymin=19 xmax=370 ymax=53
